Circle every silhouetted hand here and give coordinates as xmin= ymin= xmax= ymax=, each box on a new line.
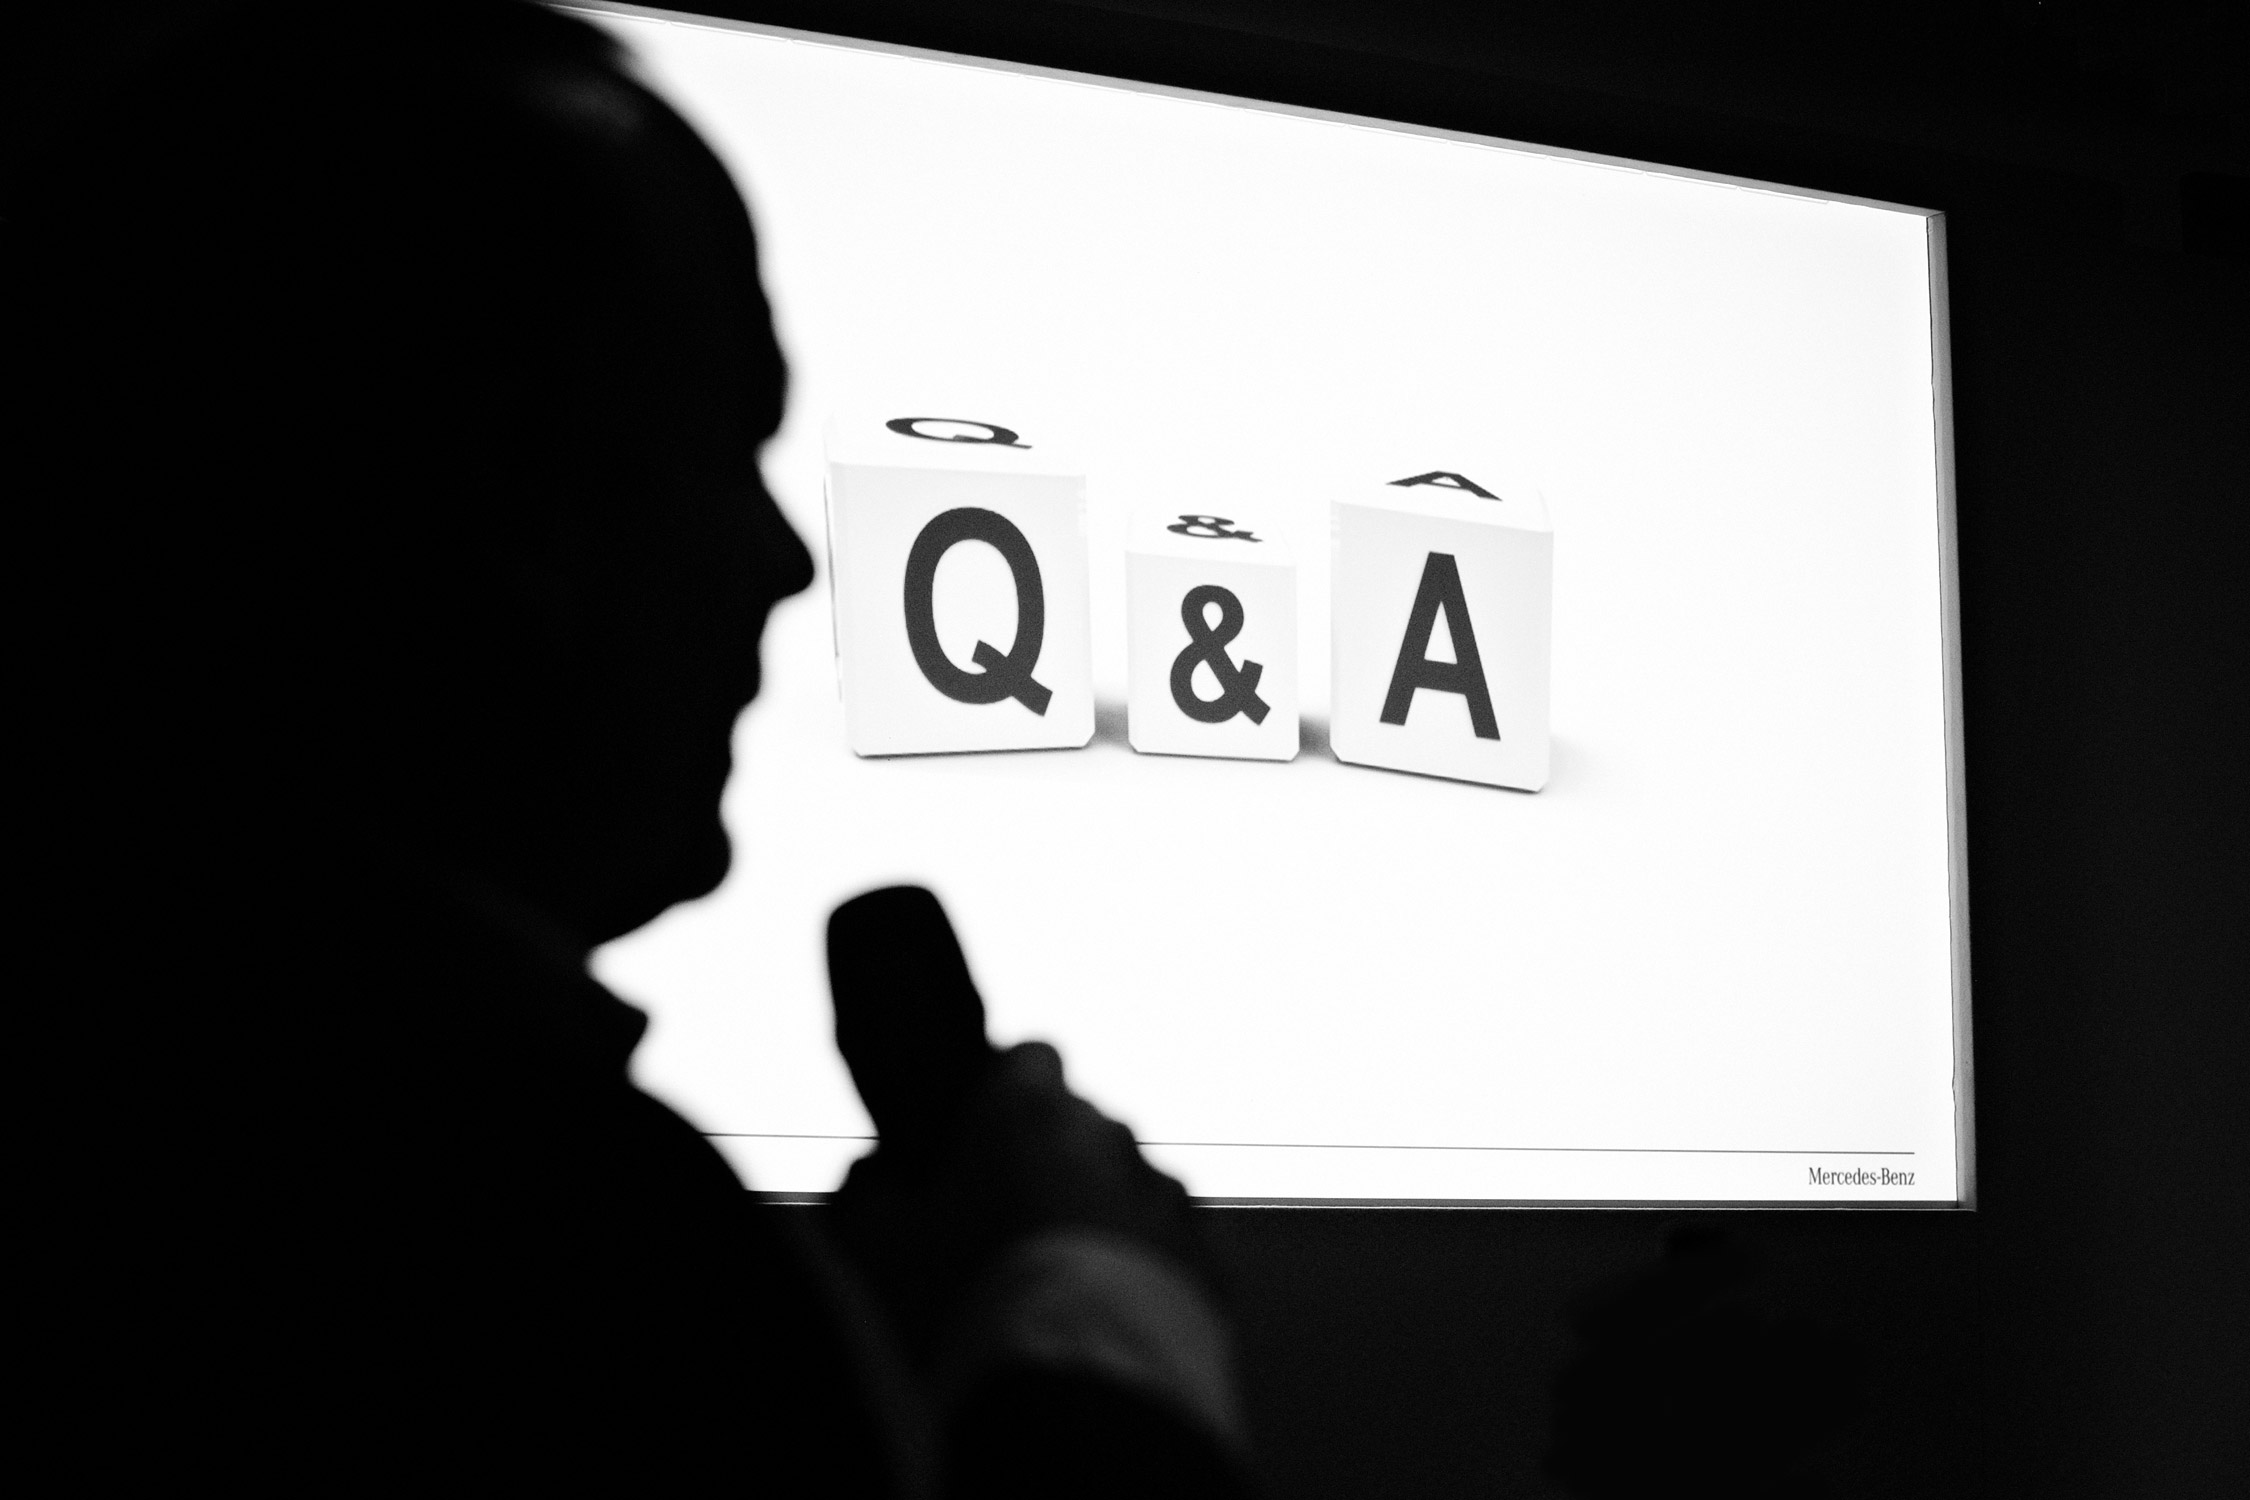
xmin=825 ymin=888 xmax=1212 ymax=1365
xmin=836 ymin=1040 xmax=1215 ymax=1366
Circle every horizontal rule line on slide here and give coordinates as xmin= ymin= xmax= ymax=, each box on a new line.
xmin=704 ymin=1133 xmax=1914 ymax=1157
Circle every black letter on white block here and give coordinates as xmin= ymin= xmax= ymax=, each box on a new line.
xmin=1389 ymin=470 xmax=1498 ymax=500
xmin=887 ymin=417 xmax=1030 ymax=449
xmin=902 ymin=507 xmax=1052 ymax=714
xmin=1380 ymin=552 xmax=1499 ymax=739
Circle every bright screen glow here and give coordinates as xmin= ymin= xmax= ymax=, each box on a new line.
xmin=578 ymin=3 xmax=1968 ymax=1204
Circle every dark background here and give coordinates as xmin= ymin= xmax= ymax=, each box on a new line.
xmin=13 ymin=3 xmax=2243 ymax=1495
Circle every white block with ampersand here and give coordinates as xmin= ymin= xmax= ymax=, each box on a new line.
xmin=825 ymin=414 xmax=1095 ymax=756
xmin=1330 ymin=468 xmax=1552 ymax=790
xmin=1126 ymin=509 xmax=1299 ymax=761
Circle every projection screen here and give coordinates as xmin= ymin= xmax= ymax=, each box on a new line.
xmin=573 ymin=3 xmax=1971 ymax=1206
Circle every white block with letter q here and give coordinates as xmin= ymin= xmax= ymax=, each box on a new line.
xmin=1125 ymin=509 xmax=1299 ymax=761
xmin=1330 ymin=468 xmax=1552 ymax=790
xmin=824 ymin=414 xmax=1094 ymax=756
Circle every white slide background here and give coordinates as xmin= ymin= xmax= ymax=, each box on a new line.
xmin=576 ymin=5 xmax=1963 ymax=1202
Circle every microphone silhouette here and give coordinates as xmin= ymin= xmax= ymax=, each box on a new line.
xmin=827 ymin=886 xmax=1000 ymax=1157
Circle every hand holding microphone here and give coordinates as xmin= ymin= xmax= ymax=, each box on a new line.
xmin=825 ymin=886 xmax=1213 ymax=1361
xmin=827 ymin=884 xmax=1001 ymax=1165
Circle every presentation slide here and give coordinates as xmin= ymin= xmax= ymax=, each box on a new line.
xmin=574 ymin=4 xmax=1969 ymax=1204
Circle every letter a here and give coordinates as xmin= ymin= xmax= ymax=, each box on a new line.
xmin=1379 ymin=552 xmax=1500 ymax=739
xmin=1389 ymin=470 xmax=1498 ymax=500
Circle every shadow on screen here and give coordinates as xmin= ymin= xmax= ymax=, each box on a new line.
xmin=1088 ymin=700 xmax=1335 ymax=759
xmin=1091 ymin=697 xmax=1133 ymax=749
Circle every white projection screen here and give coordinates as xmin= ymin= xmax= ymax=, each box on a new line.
xmin=574 ymin=3 xmax=1971 ymax=1206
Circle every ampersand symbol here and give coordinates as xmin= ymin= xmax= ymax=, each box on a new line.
xmin=1169 ymin=584 xmax=1270 ymax=725
xmin=1166 ymin=514 xmax=1260 ymax=542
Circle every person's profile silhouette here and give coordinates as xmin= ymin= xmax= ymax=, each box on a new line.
xmin=17 ymin=4 xmax=1245 ymax=1494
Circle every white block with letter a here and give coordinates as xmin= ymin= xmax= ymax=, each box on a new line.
xmin=824 ymin=414 xmax=1094 ymax=756
xmin=1125 ymin=509 xmax=1299 ymax=761
xmin=1330 ymin=468 xmax=1552 ymax=790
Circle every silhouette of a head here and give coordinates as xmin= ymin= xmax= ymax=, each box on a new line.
xmin=26 ymin=1 xmax=812 ymax=943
